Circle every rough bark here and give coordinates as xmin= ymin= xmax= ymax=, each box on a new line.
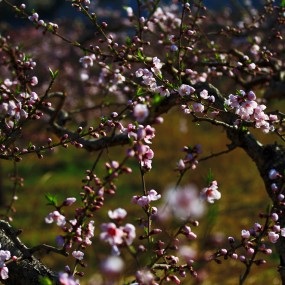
xmin=0 ymin=221 xmax=59 ymax=285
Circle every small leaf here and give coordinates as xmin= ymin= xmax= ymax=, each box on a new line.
xmin=48 ymin=67 xmax=59 ymax=80
xmin=137 ymin=49 xmax=144 ymax=61
xmin=152 ymin=93 xmax=163 ymax=106
xmin=39 ymin=276 xmax=53 ymax=285
xmin=45 ymin=193 xmax=58 ymax=207
xmin=136 ymin=87 xmax=144 ymax=97
xmin=206 ymin=168 xmax=214 ymax=185
xmin=125 ymin=36 xmax=132 ymax=47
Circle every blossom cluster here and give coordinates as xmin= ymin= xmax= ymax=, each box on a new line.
xmin=136 ymin=57 xmax=170 ymax=97
xmin=28 ymin=11 xmax=58 ymax=31
xmin=225 ymin=90 xmax=278 ymax=133
xmin=0 ymin=68 xmax=41 ymax=132
xmin=179 ymin=87 xmax=217 ymax=115
xmin=125 ymin=124 xmax=155 ymax=171
xmin=132 ymin=189 xmax=161 ymax=207
xmin=177 ymin=144 xmax=202 ymax=172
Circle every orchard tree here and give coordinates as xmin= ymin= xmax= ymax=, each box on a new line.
xmin=0 ymin=0 xmax=285 ymax=284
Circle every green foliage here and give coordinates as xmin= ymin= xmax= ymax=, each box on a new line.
xmin=206 ymin=168 xmax=214 ymax=185
xmin=38 ymin=276 xmax=53 ymax=285
xmin=48 ymin=67 xmax=59 ymax=80
xmin=136 ymin=87 xmax=145 ymax=97
xmin=125 ymin=36 xmax=132 ymax=47
xmin=45 ymin=193 xmax=58 ymax=207
xmin=137 ymin=49 xmax=144 ymax=61
xmin=152 ymin=93 xmax=164 ymax=106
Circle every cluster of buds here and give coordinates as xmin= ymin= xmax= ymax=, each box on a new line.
xmin=176 ymin=144 xmax=202 ymax=172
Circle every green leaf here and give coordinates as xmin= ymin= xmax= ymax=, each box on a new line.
xmin=45 ymin=193 xmax=58 ymax=207
xmin=125 ymin=36 xmax=132 ymax=47
xmin=137 ymin=49 xmax=144 ymax=61
xmin=48 ymin=67 xmax=59 ymax=80
xmin=206 ymin=168 xmax=214 ymax=185
xmin=281 ymin=0 xmax=285 ymax=7
xmin=136 ymin=87 xmax=144 ymax=97
xmin=39 ymin=276 xmax=53 ymax=285
xmin=128 ymin=245 xmax=136 ymax=254
xmin=152 ymin=93 xmax=163 ymax=106
xmin=205 ymin=202 xmax=219 ymax=230
xmin=156 ymin=72 xmax=163 ymax=80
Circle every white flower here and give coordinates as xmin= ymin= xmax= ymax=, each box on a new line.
xmin=164 ymin=184 xmax=205 ymax=220
xmin=45 ymin=210 xmax=66 ymax=227
xmin=200 ymin=180 xmax=221 ymax=204
xmin=101 ymin=256 xmax=124 ymax=274
xmin=126 ymin=7 xmax=134 ymax=17
xmin=79 ymin=54 xmax=96 ymax=68
xmin=108 ymin=208 xmax=127 ymax=220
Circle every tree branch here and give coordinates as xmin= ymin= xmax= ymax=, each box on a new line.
xmin=0 ymin=221 xmax=60 ymax=285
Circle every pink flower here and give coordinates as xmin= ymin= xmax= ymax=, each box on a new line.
xmin=271 ymin=213 xmax=279 ymax=222
xmin=8 ymin=101 xmax=28 ymax=121
xmin=125 ymin=7 xmax=134 ymax=17
xmin=268 ymin=231 xmax=279 ymax=243
xmin=59 ymin=272 xmax=79 ymax=285
xmin=200 ymin=89 xmax=209 ymax=99
xmin=0 ymin=247 xmax=10 ymax=280
xmin=151 ymin=57 xmax=163 ymax=75
xmin=84 ymin=220 xmax=95 ymax=245
xmin=79 ymin=54 xmax=96 ymax=68
xmin=241 ymin=230 xmax=250 ymax=239
xmin=248 ymin=63 xmax=256 ymax=70
xmin=156 ymin=86 xmax=170 ymax=97
xmin=148 ymin=189 xmax=161 ymax=201
xmin=101 ymin=256 xmax=124 ymax=275
xmin=136 ymin=269 xmax=155 ymax=285
xmin=72 ymin=250 xmax=84 ymax=260
xmin=192 ymin=103 xmax=204 ymax=113
xmin=200 ymin=180 xmax=221 ymax=204
xmin=177 ymin=159 xmax=185 ymax=171
xmin=0 ymin=266 xmax=8 ymax=280
xmin=63 ymin=197 xmax=76 ymax=206
xmin=122 ymin=223 xmax=136 ymax=245
xmin=165 ymin=184 xmax=205 ymax=219
xmin=178 ymin=84 xmax=195 ymax=96
xmin=100 ymin=223 xmax=124 ymax=245
xmin=108 ymin=208 xmax=127 ymax=220
xmin=269 ymin=169 xmax=280 ymax=180
xmin=30 ymin=76 xmax=38 ymax=86
xmin=132 ymin=189 xmax=161 ymax=207
xmin=133 ymin=104 xmax=149 ymax=122
xmin=45 ymin=211 xmax=66 ymax=227
xmin=28 ymin=13 xmax=39 ymax=22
